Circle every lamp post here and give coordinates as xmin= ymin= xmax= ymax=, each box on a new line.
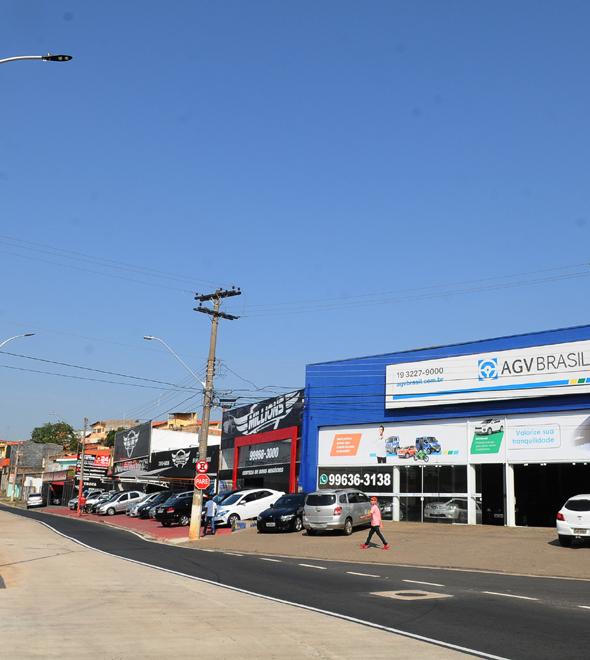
xmin=0 ymin=333 xmax=35 ymax=350
xmin=0 ymin=53 xmax=72 ymax=65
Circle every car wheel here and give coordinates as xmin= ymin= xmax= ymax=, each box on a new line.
xmin=292 ymin=517 xmax=303 ymax=532
xmin=500 ymin=426 xmax=504 ymax=433
xmin=179 ymin=514 xmax=190 ymax=526
xmin=107 ymin=507 xmax=115 ymax=516
xmin=558 ymin=535 xmax=573 ymax=547
xmin=423 ymin=454 xmax=429 ymax=462
xmin=228 ymin=513 xmax=240 ymax=527
xmin=343 ymin=517 xmax=353 ymax=536
xmin=486 ymin=427 xmax=492 ymax=435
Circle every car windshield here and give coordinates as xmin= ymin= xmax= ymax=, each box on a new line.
xmin=565 ymin=499 xmax=590 ymax=512
xmin=214 ymin=492 xmax=234 ymax=504
xmin=274 ymin=495 xmax=304 ymax=507
xmin=306 ymin=494 xmax=336 ymax=506
xmin=221 ymin=493 xmax=243 ymax=506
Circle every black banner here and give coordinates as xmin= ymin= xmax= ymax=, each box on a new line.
xmin=317 ymin=466 xmax=393 ymax=494
xmin=113 ymin=456 xmax=149 ymax=476
xmin=114 ymin=422 xmax=151 ymax=463
xmin=221 ymin=390 xmax=304 ymax=449
xmin=237 ymin=439 xmax=291 ymax=468
xmin=149 ymin=445 xmax=219 ymax=478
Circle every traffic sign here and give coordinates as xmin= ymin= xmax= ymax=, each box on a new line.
xmin=194 ymin=473 xmax=211 ymax=490
xmin=196 ymin=460 xmax=209 ymax=474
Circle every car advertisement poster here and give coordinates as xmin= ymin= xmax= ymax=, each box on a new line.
xmin=385 ymin=339 xmax=590 ymax=409
xmin=318 ymin=420 xmax=468 ymax=467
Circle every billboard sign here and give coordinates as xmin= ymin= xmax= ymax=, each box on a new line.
xmin=386 ymin=340 xmax=590 ymax=409
xmin=114 ymin=422 xmax=151 ymax=463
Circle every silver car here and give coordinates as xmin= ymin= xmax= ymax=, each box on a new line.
xmin=303 ymin=489 xmax=371 ymax=535
xmin=97 ymin=490 xmax=145 ymax=516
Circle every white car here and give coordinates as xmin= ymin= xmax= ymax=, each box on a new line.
xmin=215 ymin=489 xmax=284 ymax=527
xmin=474 ymin=418 xmax=503 ymax=435
xmin=556 ymin=494 xmax=590 ymax=546
xmin=26 ymin=493 xmax=45 ymax=509
xmin=97 ymin=490 xmax=145 ymax=516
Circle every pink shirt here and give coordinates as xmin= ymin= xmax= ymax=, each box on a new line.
xmin=370 ymin=504 xmax=382 ymax=527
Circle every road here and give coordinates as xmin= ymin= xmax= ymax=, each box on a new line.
xmin=3 ymin=505 xmax=590 ymax=659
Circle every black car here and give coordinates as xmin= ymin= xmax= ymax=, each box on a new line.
xmin=154 ymin=490 xmax=210 ymax=527
xmin=136 ymin=490 xmax=173 ymax=519
xmin=257 ymin=493 xmax=307 ymax=533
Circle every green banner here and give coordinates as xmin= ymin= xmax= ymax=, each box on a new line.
xmin=470 ymin=431 xmax=503 ymax=455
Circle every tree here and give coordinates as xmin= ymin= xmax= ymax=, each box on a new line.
xmin=104 ymin=427 xmax=126 ymax=448
xmin=31 ymin=422 xmax=78 ymax=451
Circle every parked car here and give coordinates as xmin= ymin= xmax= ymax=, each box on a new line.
xmin=257 ymin=493 xmax=307 ymax=533
xmin=474 ymin=419 xmax=503 ymax=435
xmin=26 ymin=493 xmax=45 ymax=509
xmin=424 ymin=498 xmax=481 ymax=524
xmin=215 ymin=489 xmax=283 ymax=527
xmin=68 ymin=489 xmax=102 ymax=510
xmin=556 ymin=494 xmax=590 ymax=546
xmin=415 ymin=436 xmax=441 ymax=454
xmin=96 ymin=490 xmax=145 ymax=516
xmin=397 ymin=446 xmax=416 ymax=459
xmin=154 ymin=490 xmax=194 ymax=527
xmin=212 ymin=489 xmax=242 ymax=506
xmin=303 ymin=489 xmax=371 ymax=535
xmin=85 ymin=490 xmax=116 ymax=513
xmin=133 ymin=490 xmax=174 ymax=519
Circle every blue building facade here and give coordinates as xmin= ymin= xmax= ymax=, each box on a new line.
xmin=301 ymin=324 xmax=590 ymax=527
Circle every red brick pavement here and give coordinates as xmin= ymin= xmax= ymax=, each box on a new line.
xmin=45 ymin=506 xmax=232 ymax=541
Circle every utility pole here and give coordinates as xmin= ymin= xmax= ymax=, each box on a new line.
xmin=9 ymin=445 xmax=21 ymax=502
xmin=188 ymin=286 xmax=241 ymax=541
xmin=77 ymin=417 xmax=88 ymax=516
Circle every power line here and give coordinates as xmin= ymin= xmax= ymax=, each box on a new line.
xmin=0 ymin=363 xmax=191 ymax=390
xmin=0 ymin=350 xmax=197 ymax=390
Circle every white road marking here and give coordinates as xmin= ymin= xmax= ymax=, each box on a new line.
xmin=482 ymin=591 xmax=538 ymax=601
xmin=199 ymin=549 xmax=215 ymax=552
xmin=223 ymin=552 xmax=243 ymax=557
xmin=403 ymin=579 xmax=445 ymax=587
xmin=260 ymin=557 xmax=281 ymax=563
xmin=347 ymin=571 xmax=380 ymax=578
xmin=299 ymin=563 xmax=327 ymax=570
xmin=13 ymin=513 xmax=509 ymax=660
xmin=578 ymin=605 xmax=590 ymax=610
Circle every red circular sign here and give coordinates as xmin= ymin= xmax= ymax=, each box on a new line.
xmin=194 ymin=473 xmax=211 ymax=490
xmin=196 ymin=460 xmax=209 ymax=474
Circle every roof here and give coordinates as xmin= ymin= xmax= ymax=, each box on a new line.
xmin=307 ymin=322 xmax=590 ymax=367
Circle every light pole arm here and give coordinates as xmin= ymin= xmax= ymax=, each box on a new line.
xmin=144 ymin=336 xmax=206 ymax=389
xmin=0 ymin=333 xmax=35 ymax=349
xmin=0 ymin=55 xmax=44 ymax=64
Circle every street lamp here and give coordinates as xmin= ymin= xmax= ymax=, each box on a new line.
xmin=0 ymin=53 xmax=73 ymax=65
xmin=143 ymin=335 xmax=206 ymax=389
xmin=0 ymin=333 xmax=35 ymax=350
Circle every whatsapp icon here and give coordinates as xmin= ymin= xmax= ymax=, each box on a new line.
xmin=319 ymin=473 xmax=328 ymax=486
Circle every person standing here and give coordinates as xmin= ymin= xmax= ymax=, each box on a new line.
xmin=204 ymin=497 xmax=218 ymax=536
xmin=361 ymin=496 xmax=390 ymax=550
xmin=376 ymin=426 xmax=387 ymax=464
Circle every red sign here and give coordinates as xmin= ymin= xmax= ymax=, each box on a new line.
xmin=194 ymin=473 xmax=211 ymax=490
xmin=196 ymin=460 xmax=209 ymax=473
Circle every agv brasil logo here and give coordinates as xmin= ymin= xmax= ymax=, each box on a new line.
xmin=478 ymin=358 xmax=498 ymax=381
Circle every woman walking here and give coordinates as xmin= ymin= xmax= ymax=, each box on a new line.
xmin=361 ymin=496 xmax=390 ymax=550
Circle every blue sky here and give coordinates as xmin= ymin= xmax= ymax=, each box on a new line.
xmin=1 ymin=1 xmax=590 ymax=438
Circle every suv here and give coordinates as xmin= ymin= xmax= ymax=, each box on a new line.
xmin=556 ymin=494 xmax=590 ymax=546
xmin=475 ymin=419 xmax=503 ymax=435
xmin=154 ymin=491 xmax=195 ymax=527
xmin=303 ymin=489 xmax=371 ymax=535
xmin=97 ymin=490 xmax=145 ymax=516
xmin=215 ymin=489 xmax=283 ymax=527
xmin=416 ymin=436 xmax=441 ymax=454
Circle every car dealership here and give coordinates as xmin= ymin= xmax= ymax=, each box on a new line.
xmin=299 ymin=324 xmax=590 ymax=527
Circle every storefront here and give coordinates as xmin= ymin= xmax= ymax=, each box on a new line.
xmin=300 ymin=325 xmax=590 ymax=526
xmin=220 ymin=390 xmax=304 ymax=493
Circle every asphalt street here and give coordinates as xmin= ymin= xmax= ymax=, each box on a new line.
xmin=3 ymin=505 xmax=590 ymax=660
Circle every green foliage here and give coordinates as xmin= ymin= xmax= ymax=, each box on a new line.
xmin=31 ymin=422 xmax=78 ymax=451
xmin=104 ymin=427 xmax=126 ymax=447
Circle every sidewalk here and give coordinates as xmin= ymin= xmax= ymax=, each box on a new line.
xmin=182 ymin=520 xmax=590 ymax=579
xmin=0 ymin=511 xmax=465 ymax=659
